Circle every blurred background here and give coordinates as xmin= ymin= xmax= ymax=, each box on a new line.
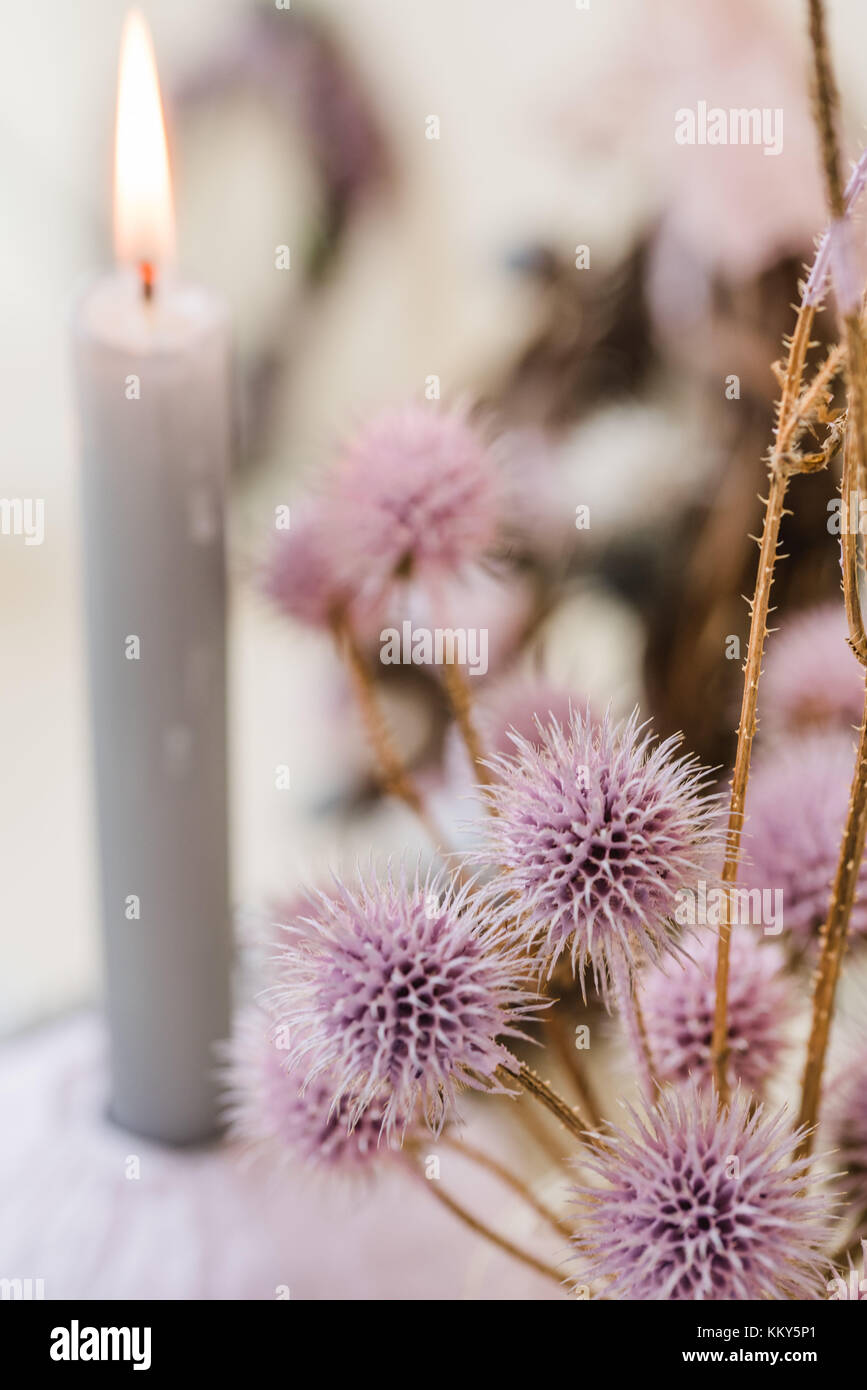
xmin=3 ymin=0 xmax=867 ymax=1298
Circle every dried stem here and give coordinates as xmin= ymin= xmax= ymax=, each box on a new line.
xmin=797 ymin=679 xmax=867 ymax=1154
xmin=334 ymin=617 xmax=451 ymax=850
xmin=611 ymin=951 xmax=656 ymax=1106
xmin=441 ymin=659 xmax=491 ymax=787
xmin=711 ymin=462 xmax=794 ymax=1099
xmin=543 ymin=1009 xmax=603 ymax=1128
xmin=505 ymin=1061 xmax=593 ymax=1148
xmin=436 ymin=1132 xmax=574 ymax=1241
xmin=794 ymin=0 xmax=867 ymax=1152
xmin=403 ymin=1158 xmax=566 ymax=1289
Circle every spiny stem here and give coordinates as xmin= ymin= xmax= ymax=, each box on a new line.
xmin=611 ymin=951 xmax=656 ymax=1106
xmin=505 ymin=1061 xmax=593 ymax=1148
xmin=794 ymin=0 xmax=867 ymax=1155
xmin=807 ymin=0 xmax=867 ymax=663
xmin=711 ymin=463 xmax=792 ymax=1099
xmin=543 ymin=1009 xmax=603 ymax=1128
xmin=436 ymin=1132 xmax=574 ymax=1241
xmin=404 ymin=1158 xmax=566 ymax=1289
xmin=334 ymin=617 xmax=451 ymax=850
xmin=797 ymin=678 xmax=867 ymax=1154
xmin=442 ymin=658 xmax=491 ymax=787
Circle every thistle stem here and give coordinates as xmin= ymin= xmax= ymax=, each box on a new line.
xmin=442 ymin=658 xmax=491 ymax=787
xmin=794 ymin=0 xmax=867 ymax=1155
xmin=334 ymin=617 xmax=451 ymax=850
xmin=436 ymin=1132 xmax=574 ymax=1241
xmin=404 ymin=1158 xmax=566 ymax=1290
xmin=504 ymin=1061 xmax=591 ymax=1147
xmin=797 ymin=678 xmax=867 ymax=1154
xmin=611 ymin=950 xmax=656 ymax=1106
xmin=543 ymin=1009 xmax=603 ymax=1128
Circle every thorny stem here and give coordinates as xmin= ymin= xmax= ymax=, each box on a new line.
xmin=334 ymin=617 xmax=451 ymax=850
xmin=711 ymin=462 xmax=795 ymax=1100
xmin=798 ymin=680 xmax=867 ymax=1154
xmin=436 ymin=1132 xmax=574 ymax=1241
xmin=543 ymin=1009 xmax=603 ymax=1128
xmin=808 ymin=0 xmax=867 ymax=658
xmin=796 ymin=0 xmax=867 ymax=1151
xmin=404 ymin=1158 xmax=567 ymax=1289
xmin=505 ymin=1061 xmax=594 ymax=1148
xmin=611 ymin=951 xmax=656 ymax=1107
xmin=441 ymin=658 xmax=492 ymax=787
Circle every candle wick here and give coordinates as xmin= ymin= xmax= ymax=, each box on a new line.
xmin=139 ymin=261 xmax=156 ymax=302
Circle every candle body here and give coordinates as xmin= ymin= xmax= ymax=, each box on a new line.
xmin=74 ymin=272 xmax=232 ymax=1144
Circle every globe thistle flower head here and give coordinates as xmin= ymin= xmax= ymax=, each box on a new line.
xmin=741 ymin=732 xmax=867 ymax=952
xmin=639 ymin=928 xmax=791 ymax=1095
xmin=262 ymin=498 xmax=351 ymax=630
xmin=478 ymin=705 xmax=724 ymax=993
xmin=222 ymin=1010 xmax=396 ymax=1171
xmin=273 ymin=864 xmax=539 ymax=1142
xmin=761 ymin=602 xmax=863 ymax=735
xmin=571 ymin=1081 xmax=830 ymax=1300
xmin=331 ymin=404 xmax=500 ymax=601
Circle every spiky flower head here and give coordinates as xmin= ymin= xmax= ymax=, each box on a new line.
xmin=478 ymin=706 xmax=723 ymax=991
xmin=262 ymin=497 xmax=350 ymax=630
xmin=330 ymin=404 xmax=500 ymax=602
xmin=272 ymin=864 xmax=538 ymax=1142
xmin=222 ymin=1010 xmax=398 ymax=1170
xmin=761 ymin=603 xmax=863 ymax=736
xmin=571 ymin=1081 xmax=830 ymax=1300
xmin=639 ymin=928 xmax=791 ymax=1095
xmin=742 ymin=732 xmax=867 ymax=952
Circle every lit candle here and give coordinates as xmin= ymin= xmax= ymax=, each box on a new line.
xmin=74 ymin=11 xmax=232 ymax=1144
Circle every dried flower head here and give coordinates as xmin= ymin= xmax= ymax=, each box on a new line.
xmin=478 ymin=706 xmax=723 ymax=991
xmin=272 ymin=864 xmax=538 ymax=1141
xmin=639 ymin=928 xmax=791 ymax=1095
xmin=742 ymin=732 xmax=867 ymax=952
xmin=331 ymin=404 xmax=500 ymax=601
xmin=761 ymin=603 xmax=863 ymax=735
xmin=571 ymin=1082 xmax=830 ymax=1300
xmin=262 ymin=498 xmax=350 ymax=630
xmin=222 ymin=1010 xmax=397 ymax=1170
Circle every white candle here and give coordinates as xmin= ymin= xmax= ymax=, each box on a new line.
xmin=73 ymin=11 xmax=231 ymax=1144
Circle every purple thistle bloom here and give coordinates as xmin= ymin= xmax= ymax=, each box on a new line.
xmin=262 ymin=498 xmax=351 ymax=630
xmin=222 ymin=1010 xmax=398 ymax=1170
xmin=741 ymin=732 xmax=867 ymax=952
xmin=571 ymin=1081 xmax=830 ymax=1301
xmin=761 ymin=603 xmax=863 ymax=736
xmin=271 ymin=864 xmax=539 ymax=1142
xmin=330 ymin=404 xmax=500 ymax=602
xmin=639 ymin=928 xmax=791 ymax=1095
xmin=478 ymin=706 xmax=723 ymax=991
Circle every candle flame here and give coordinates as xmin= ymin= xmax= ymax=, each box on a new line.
xmin=113 ymin=10 xmax=175 ymax=280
